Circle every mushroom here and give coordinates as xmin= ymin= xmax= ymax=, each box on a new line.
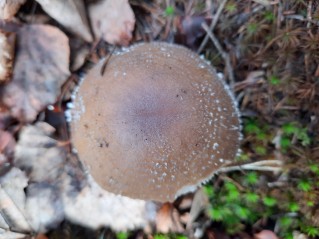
xmin=70 ymin=42 xmax=241 ymax=202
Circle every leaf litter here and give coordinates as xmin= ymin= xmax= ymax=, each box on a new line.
xmin=1 ymin=24 xmax=70 ymax=122
xmin=0 ymin=0 xmax=318 ymax=239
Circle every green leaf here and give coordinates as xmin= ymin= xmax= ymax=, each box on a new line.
xmin=204 ymin=185 xmax=215 ymax=198
xmin=262 ymin=196 xmax=277 ymax=207
xmin=154 ymin=234 xmax=168 ymax=239
xmin=209 ymin=207 xmax=224 ymax=221
xmin=280 ymin=137 xmax=291 ymax=149
xmin=244 ymin=172 xmax=258 ymax=185
xmin=297 ymin=179 xmax=312 ymax=192
xmin=244 ymin=119 xmax=260 ymax=134
xmin=225 ymin=182 xmax=237 ymax=191
xmin=279 ymin=216 xmax=294 ymax=229
xmin=164 ymin=6 xmax=175 ymax=16
xmin=234 ymin=206 xmax=250 ymax=220
xmin=288 ymin=202 xmax=299 ymax=212
xmin=116 ymin=232 xmax=128 ymax=239
xmin=244 ymin=192 xmax=259 ymax=203
xmin=269 ymin=75 xmax=280 ymax=85
xmin=282 ymin=123 xmax=298 ymax=135
xmin=302 ymin=226 xmax=319 ymax=237
xmin=255 ymin=145 xmax=267 ymax=155
xmin=309 ymin=164 xmax=319 ymax=174
xmin=225 ymin=3 xmax=236 ymax=13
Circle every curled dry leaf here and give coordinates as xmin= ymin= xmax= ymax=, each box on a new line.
xmin=0 ymin=0 xmax=26 ymax=20
xmin=36 ymin=0 xmax=93 ymax=42
xmin=0 ymin=31 xmax=15 ymax=82
xmin=1 ymin=24 xmax=70 ymax=122
xmin=89 ymin=0 xmax=135 ymax=45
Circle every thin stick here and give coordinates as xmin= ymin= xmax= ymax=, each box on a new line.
xmin=197 ymin=0 xmax=228 ymax=54
xmin=201 ymin=22 xmax=235 ymax=88
xmin=307 ymin=0 xmax=313 ymax=28
xmin=216 ymin=160 xmax=283 ymax=174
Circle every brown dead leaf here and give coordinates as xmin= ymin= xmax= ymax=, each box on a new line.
xmin=0 ymin=0 xmax=26 ymax=20
xmin=36 ymin=0 xmax=93 ymax=42
xmin=156 ymin=203 xmax=184 ymax=233
xmin=1 ymin=24 xmax=70 ymax=122
xmin=89 ymin=0 xmax=135 ymax=45
xmin=0 ymin=31 xmax=15 ymax=82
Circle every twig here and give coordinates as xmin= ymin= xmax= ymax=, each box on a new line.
xmin=201 ymin=22 xmax=235 ymax=88
xmin=197 ymin=0 xmax=228 ymax=54
xmin=216 ymin=160 xmax=283 ymax=174
xmin=307 ymin=0 xmax=313 ymax=28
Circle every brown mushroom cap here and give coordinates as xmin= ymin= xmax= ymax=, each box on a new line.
xmin=70 ymin=42 xmax=241 ymax=202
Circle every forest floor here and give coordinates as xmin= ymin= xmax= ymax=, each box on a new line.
xmin=0 ymin=0 xmax=318 ymax=239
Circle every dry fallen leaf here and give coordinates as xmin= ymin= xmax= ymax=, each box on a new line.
xmin=1 ymin=24 xmax=70 ymax=122
xmin=63 ymin=174 xmax=155 ymax=232
xmin=0 ymin=168 xmax=31 ymax=233
xmin=15 ymin=122 xmax=66 ymax=183
xmin=14 ymin=122 xmax=66 ymax=232
xmin=13 ymin=122 xmax=155 ymax=232
xmin=36 ymin=0 xmax=93 ymax=42
xmin=89 ymin=0 xmax=135 ymax=45
xmin=0 ymin=0 xmax=26 ymax=20
xmin=155 ymin=203 xmax=184 ymax=233
xmin=0 ymin=31 xmax=15 ymax=82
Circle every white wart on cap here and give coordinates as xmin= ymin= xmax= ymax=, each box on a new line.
xmin=70 ymin=42 xmax=241 ymax=202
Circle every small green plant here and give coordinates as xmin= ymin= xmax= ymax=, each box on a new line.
xmin=154 ymin=234 xmax=188 ymax=239
xmin=225 ymin=2 xmax=237 ymax=13
xmin=281 ymin=122 xmax=311 ymax=148
xmin=301 ymin=225 xmax=319 ymax=238
xmin=244 ymin=172 xmax=258 ymax=185
xmin=244 ymin=192 xmax=259 ymax=203
xmin=264 ymin=11 xmax=275 ymax=22
xmin=116 ymin=232 xmax=128 ymax=239
xmin=287 ymin=202 xmax=299 ymax=212
xmin=164 ymin=6 xmax=175 ymax=16
xmin=269 ymin=75 xmax=281 ymax=85
xmin=297 ymin=179 xmax=312 ymax=192
xmin=262 ymin=196 xmax=277 ymax=207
